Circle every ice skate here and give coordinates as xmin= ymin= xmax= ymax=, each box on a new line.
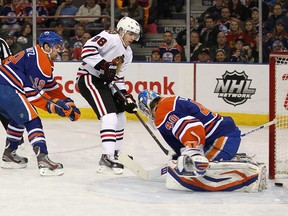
xmin=97 ymin=154 xmax=124 ymax=175
xmin=1 ymin=148 xmax=28 ymax=169
xmin=36 ymin=153 xmax=64 ymax=176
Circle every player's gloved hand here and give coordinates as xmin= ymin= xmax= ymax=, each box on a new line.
xmin=99 ymin=61 xmax=117 ymax=83
xmin=115 ymin=90 xmax=138 ymax=113
xmin=64 ymin=98 xmax=81 ymax=121
xmin=177 ymin=148 xmax=209 ymax=177
xmin=46 ymin=98 xmax=72 ymax=117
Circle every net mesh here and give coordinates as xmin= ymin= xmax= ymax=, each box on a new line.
xmin=274 ymin=57 xmax=288 ymax=178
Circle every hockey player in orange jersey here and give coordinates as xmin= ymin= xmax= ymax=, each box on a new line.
xmin=0 ymin=31 xmax=80 ymax=176
xmin=137 ymin=90 xmax=267 ymax=192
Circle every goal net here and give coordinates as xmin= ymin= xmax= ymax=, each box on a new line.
xmin=269 ymin=52 xmax=288 ymax=184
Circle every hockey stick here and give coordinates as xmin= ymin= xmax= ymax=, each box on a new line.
xmin=240 ymin=119 xmax=278 ymax=137
xmin=118 ymin=154 xmax=168 ymax=180
xmin=111 ymin=82 xmax=170 ymax=155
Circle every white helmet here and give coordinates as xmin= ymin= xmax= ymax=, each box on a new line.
xmin=116 ymin=17 xmax=141 ymax=41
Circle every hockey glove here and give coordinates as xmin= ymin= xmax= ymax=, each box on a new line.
xmin=99 ymin=61 xmax=117 ymax=83
xmin=115 ymin=90 xmax=138 ymax=113
xmin=177 ymin=148 xmax=209 ymax=177
xmin=46 ymin=98 xmax=72 ymax=117
xmin=65 ymin=98 xmax=81 ymax=121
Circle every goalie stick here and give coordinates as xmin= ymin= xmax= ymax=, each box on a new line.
xmin=111 ymin=82 xmax=170 ymax=155
xmin=118 ymin=154 xmax=168 ymax=180
xmin=240 ymin=119 xmax=278 ymax=137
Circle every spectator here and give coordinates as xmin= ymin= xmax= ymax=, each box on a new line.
xmin=230 ymin=38 xmax=251 ymax=62
xmin=41 ymin=0 xmax=58 ymax=15
xmin=4 ymin=32 xmax=22 ymax=54
xmin=214 ymin=48 xmax=229 ymax=62
xmin=200 ymin=16 xmax=220 ymax=48
xmin=250 ymin=7 xmax=260 ymax=33
xmin=188 ymin=30 xmax=204 ymax=62
xmin=201 ymin=0 xmax=224 ymax=21
xmin=150 ymin=48 xmax=161 ymax=62
xmin=227 ymin=0 xmax=250 ymax=21
xmin=121 ymin=0 xmax=144 ymax=28
xmin=176 ymin=16 xmax=199 ymax=48
xmin=173 ymin=51 xmax=182 ymax=62
xmin=248 ymin=0 xmax=269 ymax=23
xmin=226 ymin=18 xmax=244 ymax=48
xmin=247 ymin=32 xmax=260 ymax=63
xmin=1 ymin=0 xmax=25 ymax=35
xmin=158 ymin=30 xmax=183 ymax=62
xmin=264 ymin=19 xmax=288 ymax=54
xmin=242 ymin=18 xmax=257 ymax=48
xmin=23 ymin=0 xmax=48 ymax=28
xmin=276 ymin=0 xmax=288 ymax=13
xmin=71 ymin=32 xmax=91 ymax=61
xmin=68 ymin=23 xmax=86 ymax=55
xmin=16 ymin=22 xmax=32 ymax=50
xmin=265 ymin=3 xmax=288 ymax=33
xmin=102 ymin=0 xmax=122 ymax=28
xmin=196 ymin=48 xmax=212 ymax=62
xmin=53 ymin=20 xmax=67 ymax=39
xmin=61 ymin=50 xmax=71 ymax=61
xmin=52 ymin=0 xmax=78 ymax=36
xmin=197 ymin=10 xmax=212 ymax=34
xmin=75 ymin=0 xmax=102 ymax=35
xmin=210 ymin=31 xmax=231 ymax=61
xmin=215 ymin=6 xmax=231 ymax=33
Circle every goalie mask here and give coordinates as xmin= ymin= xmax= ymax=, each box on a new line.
xmin=138 ymin=90 xmax=161 ymax=118
xmin=116 ymin=17 xmax=141 ymax=41
xmin=38 ymin=31 xmax=63 ymax=48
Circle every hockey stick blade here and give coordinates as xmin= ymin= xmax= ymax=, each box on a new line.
xmin=119 ymin=154 xmax=168 ymax=181
xmin=241 ymin=119 xmax=277 ymax=137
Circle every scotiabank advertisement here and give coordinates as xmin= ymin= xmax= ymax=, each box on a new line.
xmin=54 ymin=62 xmax=194 ymax=108
xmin=54 ymin=62 xmax=269 ymax=120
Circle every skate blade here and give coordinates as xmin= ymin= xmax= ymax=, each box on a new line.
xmin=97 ymin=165 xmax=123 ymax=175
xmin=39 ymin=168 xmax=64 ymax=176
xmin=1 ymin=161 xmax=27 ymax=169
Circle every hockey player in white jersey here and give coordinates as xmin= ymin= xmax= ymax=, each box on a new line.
xmin=76 ymin=17 xmax=140 ymax=174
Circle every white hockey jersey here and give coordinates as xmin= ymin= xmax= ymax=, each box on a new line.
xmin=77 ymin=30 xmax=133 ymax=90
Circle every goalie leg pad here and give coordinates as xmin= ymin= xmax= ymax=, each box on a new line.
xmin=166 ymin=160 xmax=267 ymax=192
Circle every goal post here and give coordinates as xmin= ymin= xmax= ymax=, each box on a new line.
xmin=269 ymin=51 xmax=288 ymax=182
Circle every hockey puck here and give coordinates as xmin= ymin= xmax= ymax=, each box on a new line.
xmin=275 ymin=182 xmax=283 ymax=187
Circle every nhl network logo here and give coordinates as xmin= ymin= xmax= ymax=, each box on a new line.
xmin=214 ymin=70 xmax=256 ymax=106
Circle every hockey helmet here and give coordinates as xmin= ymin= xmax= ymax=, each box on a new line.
xmin=116 ymin=17 xmax=141 ymax=41
xmin=138 ymin=90 xmax=161 ymax=117
xmin=38 ymin=31 xmax=63 ymax=48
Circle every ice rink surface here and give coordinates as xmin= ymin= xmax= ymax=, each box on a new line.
xmin=0 ymin=119 xmax=287 ymax=216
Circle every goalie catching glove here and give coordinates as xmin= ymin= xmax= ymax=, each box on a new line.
xmin=115 ymin=90 xmax=138 ymax=113
xmin=46 ymin=98 xmax=72 ymax=117
xmin=98 ymin=60 xmax=117 ymax=83
xmin=64 ymin=98 xmax=81 ymax=121
xmin=177 ymin=148 xmax=209 ymax=177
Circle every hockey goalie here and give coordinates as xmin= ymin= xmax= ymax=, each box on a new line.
xmin=135 ymin=90 xmax=267 ymax=192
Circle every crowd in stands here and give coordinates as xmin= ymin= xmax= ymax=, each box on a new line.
xmin=0 ymin=0 xmax=287 ymax=63
xmin=150 ymin=0 xmax=288 ymax=63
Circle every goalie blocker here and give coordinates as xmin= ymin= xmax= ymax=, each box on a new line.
xmin=166 ymin=156 xmax=267 ymax=192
